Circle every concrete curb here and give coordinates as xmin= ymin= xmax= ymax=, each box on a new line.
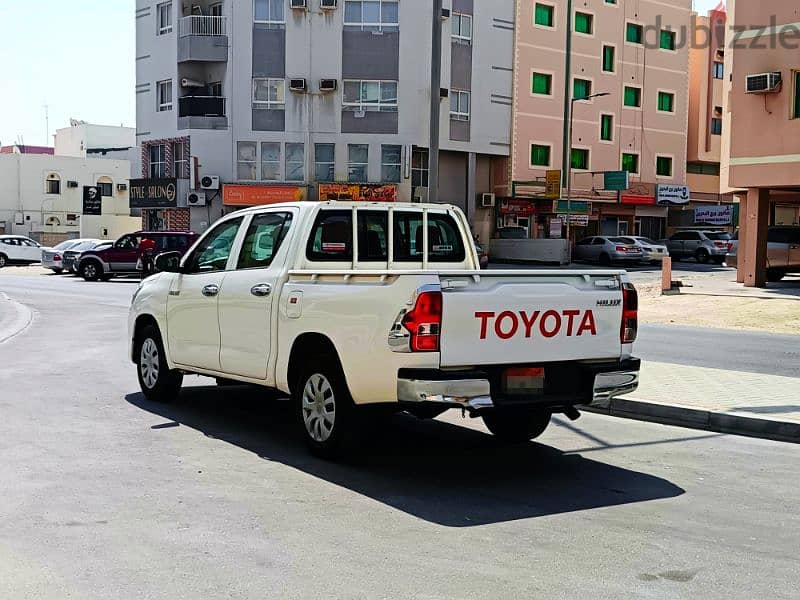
xmin=0 ymin=293 xmax=34 ymax=344
xmin=586 ymin=396 xmax=800 ymax=445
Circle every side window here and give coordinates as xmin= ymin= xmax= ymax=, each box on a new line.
xmin=237 ymin=212 xmax=293 ymax=270
xmin=576 ymin=238 xmax=592 ymax=246
xmin=593 ymin=238 xmax=606 ymax=245
xmin=357 ymin=211 xmax=388 ymax=262
xmin=672 ymin=232 xmax=688 ymax=241
xmin=117 ymin=235 xmax=140 ymax=250
xmin=306 ymin=210 xmax=353 ymax=261
xmin=393 ymin=212 xmax=466 ymax=262
xmin=768 ymin=229 xmax=791 ymax=244
xmin=184 ymin=218 xmax=244 ymax=274
xmin=690 ymin=232 xmax=702 ymax=240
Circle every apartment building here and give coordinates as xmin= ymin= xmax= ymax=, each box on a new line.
xmin=135 ymin=0 xmax=514 ymax=237
xmin=511 ymin=0 xmax=691 ymax=242
xmin=725 ymin=0 xmax=800 ymax=286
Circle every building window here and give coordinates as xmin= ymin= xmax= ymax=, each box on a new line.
xmin=451 ymin=13 xmax=472 ymax=43
xmin=344 ymin=0 xmax=399 ymax=31
xmin=450 ymin=90 xmax=471 ymax=121
xmin=173 ymin=142 xmax=189 ymax=179
xmin=348 ymin=144 xmax=369 ymax=182
xmin=253 ymin=78 xmax=285 ymax=110
xmin=157 ymin=2 xmax=172 ymax=35
xmin=713 ymin=62 xmax=724 ymax=79
xmin=210 ymin=3 xmax=224 ymax=17
xmin=600 ymin=114 xmax=613 ymax=141
xmin=687 ymin=162 xmax=720 ymax=176
xmin=149 ymin=145 xmax=167 ymax=179
xmin=534 ymin=3 xmax=554 ymax=27
xmin=45 ymin=173 xmax=61 ymax=195
xmin=381 ymin=145 xmax=402 ymax=183
xmin=285 ymin=143 xmax=305 ymax=182
xmin=624 ymin=86 xmax=641 ymax=108
xmin=656 ymin=156 xmax=673 ymax=177
xmin=412 ymin=148 xmax=429 ymax=188
xmin=660 ymin=30 xmax=676 ymax=50
xmin=254 ymin=0 xmax=285 ymax=24
xmin=626 ymin=23 xmax=643 ymax=44
xmin=157 ymin=80 xmax=173 ymax=112
xmin=571 ymin=148 xmax=589 ymax=170
xmin=575 ymin=12 xmax=593 ymax=35
xmin=621 ymin=153 xmax=639 ymax=174
xmin=97 ymin=181 xmax=114 ymax=197
xmin=237 ymin=141 xmax=257 ymax=180
xmin=343 ymin=80 xmax=398 ymax=112
xmin=315 ymin=144 xmax=335 ymax=182
xmin=711 ymin=118 xmax=723 ymax=135
xmin=261 ymin=142 xmax=280 ymax=180
xmin=602 ymin=45 xmax=615 ymax=73
xmin=658 ymin=91 xmax=675 ymax=112
xmin=573 ymin=78 xmax=592 ymax=100
xmin=530 ymin=144 xmax=551 ymax=167
xmin=532 ymin=72 xmax=553 ymax=95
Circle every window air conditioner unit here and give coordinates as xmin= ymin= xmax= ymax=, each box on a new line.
xmin=117 ymin=183 xmax=128 ymax=191
xmin=187 ymin=191 xmax=207 ymax=207
xmin=200 ymin=175 xmax=220 ymax=190
xmin=66 ymin=213 xmax=79 ymax=224
xmin=290 ymin=0 xmax=307 ymax=8
xmin=320 ymin=0 xmax=337 ymax=9
xmin=745 ymin=72 xmax=782 ymax=94
xmin=319 ymin=78 xmax=338 ymax=92
xmin=481 ymin=193 xmax=496 ymax=208
xmin=67 ymin=180 xmax=79 ymax=188
xmin=289 ymin=78 xmax=308 ymax=92
xmin=441 ymin=8 xmax=451 ymax=19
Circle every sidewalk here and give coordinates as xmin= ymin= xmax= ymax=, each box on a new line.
xmin=0 ymin=293 xmax=34 ymax=344
xmin=589 ymin=361 xmax=800 ymax=444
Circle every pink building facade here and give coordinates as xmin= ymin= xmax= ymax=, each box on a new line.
xmin=510 ymin=0 xmax=691 ymax=241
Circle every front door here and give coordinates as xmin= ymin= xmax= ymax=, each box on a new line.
xmin=218 ymin=210 xmax=295 ymax=380
xmin=20 ymin=238 xmax=42 ymax=261
xmin=167 ymin=217 xmax=244 ymax=371
xmin=107 ymin=234 xmax=142 ymax=271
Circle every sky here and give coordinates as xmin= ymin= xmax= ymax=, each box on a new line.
xmin=0 ymin=0 xmax=722 ymax=148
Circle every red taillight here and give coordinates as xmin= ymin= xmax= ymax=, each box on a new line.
xmin=714 ymin=241 xmax=726 ymax=248
xmin=621 ymin=283 xmax=638 ymax=344
xmin=727 ymin=242 xmax=734 ymax=252
xmin=616 ymin=246 xmax=627 ymax=252
xmin=53 ymin=254 xmax=61 ymax=261
xmin=402 ymin=291 xmax=443 ymax=352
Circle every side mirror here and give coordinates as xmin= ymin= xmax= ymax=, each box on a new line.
xmin=154 ymin=251 xmax=183 ymax=273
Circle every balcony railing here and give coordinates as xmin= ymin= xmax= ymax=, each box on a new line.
xmin=179 ymin=96 xmax=226 ymax=118
xmin=179 ymin=15 xmax=227 ymax=37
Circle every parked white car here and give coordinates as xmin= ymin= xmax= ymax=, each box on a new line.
xmin=129 ymin=202 xmax=640 ymax=458
xmin=0 ymin=235 xmax=42 ymax=267
xmin=618 ymin=236 xmax=670 ymax=264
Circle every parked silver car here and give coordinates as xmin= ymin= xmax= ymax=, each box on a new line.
xmin=573 ymin=236 xmax=644 ymax=265
xmin=41 ymin=239 xmax=96 ymax=273
xmin=618 ymin=236 xmax=670 ymax=264
xmin=61 ymin=239 xmax=106 ymax=274
xmin=725 ymin=226 xmax=800 ymax=282
xmin=663 ymin=230 xmax=731 ymax=264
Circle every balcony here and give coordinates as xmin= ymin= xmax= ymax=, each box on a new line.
xmin=178 ymin=96 xmax=228 ymax=130
xmin=178 ymin=16 xmax=228 ymax=63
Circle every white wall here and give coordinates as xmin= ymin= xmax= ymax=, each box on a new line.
xmin=55 ymin=124 xmax=136 ymax=158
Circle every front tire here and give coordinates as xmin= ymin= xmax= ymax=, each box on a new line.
xmin=767 ymin=270 xmax=786 ymax=283
xmin=599 ymin=253 xmax=611 ymax=266
xmin=51 ymin=268 xmax=63 ymax=274
xmin=482 ymin=409 xmax=552 ymax=443
xmin=0 ymin=254 xmax=7 ymax=268
xmin=294 ymin=357 xmax=359 ymax=459
xmin=80 ymin=260 xmax=103 ymax=281
xmin=136 ymin=325 xmax=183 ymax=403
xmin=695 ymin=248 xmax=710 ymax=264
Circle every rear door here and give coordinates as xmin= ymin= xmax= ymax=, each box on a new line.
xmin=20 ymin=238 xmax=43 ymax=261
xmin=439 ymin=273 xmax=624 ymax=367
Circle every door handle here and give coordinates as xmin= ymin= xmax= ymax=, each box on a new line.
xmin=250 ymin=283 xmax=272 ymax=297
xmin=202 ymin=284 xmax=220 ymax=297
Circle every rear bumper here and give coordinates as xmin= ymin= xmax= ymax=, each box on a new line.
xmin=397 ymin=358 xmax=640 ymax=412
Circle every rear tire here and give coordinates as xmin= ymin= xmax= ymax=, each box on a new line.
xmin=767 ymin=270 xmax=786 ymax=283
xmin=483 ymin=409 xmax=552 ymax=443
xmin=695 ymin=248 xmax=710 ymax=264
xmin=294 ymin=355 xmax=360 ymax=459
xmin=136 ymin=325 xmax=183 ymax=403
xmin=0 ymin=254 xmax=7 ymax=268
xmin=52 ymin=268 xmax=63 ymax=274
xmin=599 ymin=253 xmax=611 ymax=266
xmin=80 ymin=260 xmax=103 ymax=281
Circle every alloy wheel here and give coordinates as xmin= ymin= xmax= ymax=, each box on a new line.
xmin=302 ymin=373 xmax=336 ymax=443
xmin=139 ymin=338 xmax=160 ymax=390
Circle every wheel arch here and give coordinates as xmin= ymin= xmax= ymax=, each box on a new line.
xmin=286 ymin=332 xmax=347 ymax=396
xmin=131 ymin=314 xmax=161 ymax=362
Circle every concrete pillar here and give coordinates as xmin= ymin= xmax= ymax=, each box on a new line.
xmin=466 ymin=152 xmax=477 ymax=229
xmin=736 ymin=193 xmax=748 ymax=284
xmin=743 ymin=187 xmax=769 ymax=288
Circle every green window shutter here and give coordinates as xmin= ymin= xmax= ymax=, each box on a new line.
xmin=622 ymin=153 xmax=639 ymax=173
xmin=575 ymin=12 xmax=592 ymax=34
xmin=626 ymin=23 xmax=642 ymax=44
xmin=658 ymin=92 xmax=674 ymax=112
xmin=600 ymin=115 xmax=613 ymax=141
xmin=660 ymin=30 xmax=676 ymax=50
xmin=624 ymin=87 xmax=640 ymax=107
xmin=532 ymin=73 xmax=552 ymax=95
xmin=795 ymin=72 xmax=800 ymax=118
xmin=535 ymin=4 xmax=553 ymax=27
xmin=531 ymin=145 xmax=550 ymax=166
xmin=602 ymin=46 xmax=615 ymax=72
xmin=657 ymin=157 xmax=672 ymax=177
xmin=571 ymin=148 xmax=589 ymax=170
xmin=573 ymin=79 xmax=591 ymax=100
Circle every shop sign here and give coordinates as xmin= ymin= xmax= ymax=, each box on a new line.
xmin=82 ymin=186 xmax=102 ymax=216
xmin=319 ymin=183 xmax=397 ymax=202
xmin=549 ymin=218 xmax=563 ymax=238
xmin=603 ymin=171 xmax=630 ymax=191
xmin=223 ymin=184 xmax=305 ymax=206
xmin=695 ymin=204 xmax=733 ymax=225
xmin=500 ymin=198 xmax=535 ymax=216
xmin=552 ymin=200 xmax=590 ymax=215
xmin=545 ymin=170 xmax=562 ymax=199
xmin=129 ymin=178 xmax=178 ymax=209
xmin=557 ymin=214 xmax=589 ymax=226
xmin=621 ymin=195 xmax=656 ymax=205
xmin=657 ymin=184 xmax=691 ymax=205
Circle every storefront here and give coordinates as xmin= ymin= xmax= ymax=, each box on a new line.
xmin=129 ymin=178 xmax=191 ymax=232
xmin=222 ymin=184 xmax=307 ymax=209
xmin=318 ymin=183 xmax=398 ymax=202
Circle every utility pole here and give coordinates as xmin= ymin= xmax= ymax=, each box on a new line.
xmin=428 ymin=0 xmax=443 ymax=204
xmin=43 ymin=104 xmax=50 ymax=145
xmin=561 ymin=0 xmax=573 ymax=190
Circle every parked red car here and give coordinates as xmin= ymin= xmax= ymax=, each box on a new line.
xmin=77 ymin=231 xmax=198 ymax=281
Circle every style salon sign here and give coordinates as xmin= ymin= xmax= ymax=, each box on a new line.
xmin=129 ymin=178 xmax=178 ymax=209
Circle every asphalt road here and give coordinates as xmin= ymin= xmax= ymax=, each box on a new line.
xmin=1 ymin=273 xmax=799 ymax=599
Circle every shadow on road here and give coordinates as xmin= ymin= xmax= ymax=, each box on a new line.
xmin=126 ymin=386 xmax=684 ymax=527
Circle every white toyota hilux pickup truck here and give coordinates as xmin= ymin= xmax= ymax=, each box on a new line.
xmin=129 ymin=201 xmax=640 ymax=457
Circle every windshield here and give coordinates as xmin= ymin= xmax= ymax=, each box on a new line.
xmin=53 ymin=240 xmax=79 ymax=251
xmin=71 ymin=241 xmax=99 ymax=252
xmin=635 ymin=237 xmax=657 ymax=245
xmin=705 ymin=232 xmax=732 ymax=241
xmin=609 ymin=237 xmax=630 ymax=244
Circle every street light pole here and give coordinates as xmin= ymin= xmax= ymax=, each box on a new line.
xmin=428 ymin=0 xmax=443 ymax=204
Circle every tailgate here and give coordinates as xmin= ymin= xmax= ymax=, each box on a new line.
xmin=438 ymin=272 xmax=623 ymax=367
